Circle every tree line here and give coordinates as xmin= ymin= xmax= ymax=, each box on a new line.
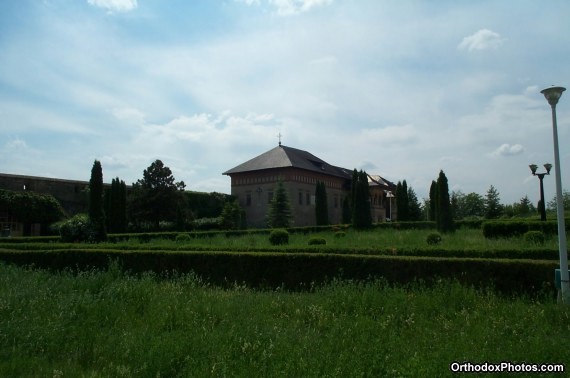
xmin=84 ymin=158 xmax=570 ymax=242
xmin=80 ymin=159 xmax=235 ymax=242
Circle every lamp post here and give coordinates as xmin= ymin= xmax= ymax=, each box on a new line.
xmin=529 ymin=163 xmax=552 ymax=221
xmin=540 ymin=85 xmax=568 ymax=303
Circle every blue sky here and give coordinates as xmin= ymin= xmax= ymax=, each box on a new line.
xmin=1 ymin=0 xmax=569 ymax=205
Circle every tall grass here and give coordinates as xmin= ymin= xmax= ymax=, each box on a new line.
xmin=1 ymin=262 xmax=568 ymax=377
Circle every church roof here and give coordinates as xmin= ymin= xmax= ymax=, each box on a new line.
xmin=223 ymin=145 xmax=353 ymax=179
xmin=368 ymin=174 xmax=396 ymax=189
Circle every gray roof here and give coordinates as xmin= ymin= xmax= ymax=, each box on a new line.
xmin=223 ymin=145 xmax=353 ymax=179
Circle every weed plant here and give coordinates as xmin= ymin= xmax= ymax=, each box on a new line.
xmin=1 ymin=262 xmax=568 ymax=377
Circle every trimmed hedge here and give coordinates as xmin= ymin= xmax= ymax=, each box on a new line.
xmin=0 ymin=249 xmax=558 ymax=295
xmin=0 ymin=242 xmax=561 ymax=261
xmin=482 ymin=220 xmax=570 ymax=239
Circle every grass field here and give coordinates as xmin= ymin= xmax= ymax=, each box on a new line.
xmin=1 ymin=262 xmax=569 ymax=377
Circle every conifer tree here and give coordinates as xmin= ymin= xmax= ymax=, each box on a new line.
xmin=315 ymin=181 xmax=329 ymax=226
xmin=407 ymin=186 xmax=423 ymax=221
xmin=436 ymin=170 xmax=454 ymax=233
xmin=396 ymin=180 xmax=410 ymax=221
xmin=88 ymin=160 xmax=107 ymax=241
xmin=352 ymin=170 xmax=372 ymax=229
xmin=484 ymin=185 xmax=503 ymax=219
xmin=106 ymin=177 xmax=128 ymax=233
xmin=429 ymin=180 xmax=437 ymax=221
xmin=267 ymin=179 xmax=292 ymax=228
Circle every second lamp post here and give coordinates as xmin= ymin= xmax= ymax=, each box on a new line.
xmin=529 ymin=163 xmax=552 ymax=221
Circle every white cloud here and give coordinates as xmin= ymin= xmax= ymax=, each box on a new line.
xmin=87 ymin=0 xmax=137 ymax=13
xmin=458 ymin=29 xmax=506 ymax=51
xmin=234 ymin=0 xmax=261 ymax=5
xmin=492 ymin=143 xmax=525 ymax=157
xmin=269 ymin=0 xmax=333 ymax=16
xmin=358 ymin=124 xmax=418 ymax=147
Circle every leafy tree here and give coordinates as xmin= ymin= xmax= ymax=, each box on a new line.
xmin=315 ymin=181 xmax=329 ymax=226
xmin=129 ymin=160 xmax=186 ymax=230
xmin=436 ymin=170 xmax=454 ymax=233
xmin=267 ymin=179 xmax=292 ymax=228
xmin=352 ymin=169 xmax=372 ymax=229
xmin=221 ymin=200 xmax=246 ymax=230
xmin=463 ymin=192 xmax=486 ymax=218
xmin=484 ymin=185 xmax=503 ymax=219
xmin=0 ymin=189 xmax=65 ymax=235
xmin=88 ymin=160 xmax=106 ymax=241
xmin=547 ymin=190 xmax=570 ymax=212
xmin=396 ymin=181 xmax=409 ymax=221
xmin=407 ymin=186 xmax=423 ymax=221
xmin=185 ymin=191 xmax=231 ymax=218
xmin=429 ymin=180 xmax=437 ymax=221
xmin=451 ymin=191 xmax=486 ymax=220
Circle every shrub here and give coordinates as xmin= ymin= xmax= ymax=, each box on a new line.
xmin=334 ymin=231 xmax=346 ymax=238
xmin=308 ymin=237 xmax=326 ymax=245
xmin=59 ymin=214 xmax=92 ymax=243
xmin=426 ymin=233 xmax=442 ymax=245
xmin=269 ymin=229 xmax=289 ymax=246
xmin=175 ymin=233 xmax=192 ymax=243
xmin=524 ymin=231 xmax=545 ymax=245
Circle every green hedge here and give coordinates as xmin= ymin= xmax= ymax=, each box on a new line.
xmin=0 ymin=241 xmax=562 ymax=261
xmin=482 ymin=220 xmax=570 ymax=239
xmin=0 ymin=249 xmax=558 ymax=295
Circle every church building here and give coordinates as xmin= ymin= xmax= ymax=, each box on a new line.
xmin=223 ymin=144 xmax=396 ymax=228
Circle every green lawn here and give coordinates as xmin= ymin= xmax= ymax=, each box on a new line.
xmin=1 ymin=262 xmax=568 ymax=377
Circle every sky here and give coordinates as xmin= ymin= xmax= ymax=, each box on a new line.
xmin=1 ymin=0 xmax=570 ymax=205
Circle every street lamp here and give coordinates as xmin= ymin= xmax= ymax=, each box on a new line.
xmin=540 ymin=85 xmax=568 ymax=303
xmin=529 ymin=163 xmax=552 ymax=221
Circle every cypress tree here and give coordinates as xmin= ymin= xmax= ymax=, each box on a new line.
xmin=315 ymin=181 xmax=329 ymax=226
xmin=117 ymin=179 xmax=127 ymax=233
xmin=429 ymin=180 xmax=437 ymax=221
xmin=352 ymin=170 xmax=372 ymax=229
xmin=436 ymin=170 xmax=454 ymax=233
xmin=105 ymin=177 xmax=128 ymax=233
xmin=396 ymin=180 xmax=410 ymax=221
xmin=88 ymin=160 xmax=107 ymax=241
xmin=395 ymin=181 xmax=403 ymax=220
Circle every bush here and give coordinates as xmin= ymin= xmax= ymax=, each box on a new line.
xmin=308 ymin=237 xmax=326 ymax=245
xmin=426 ymin=233 xmax=442 ymax=245
xmin=269 ymin=229 xmax=289 ymax=246
xmin=175 ymin=233 xmax=192 ymax=243
xmin=524 ymin=231 xmax=545 ymax=245
xmin=334 ymin=231 xmax=346 ymax=238
xmin=59 ymin=214 xmax=92 ymax=243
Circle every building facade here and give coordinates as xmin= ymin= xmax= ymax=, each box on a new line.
xmin=223 ymin=145 xmax=396 ymax=228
